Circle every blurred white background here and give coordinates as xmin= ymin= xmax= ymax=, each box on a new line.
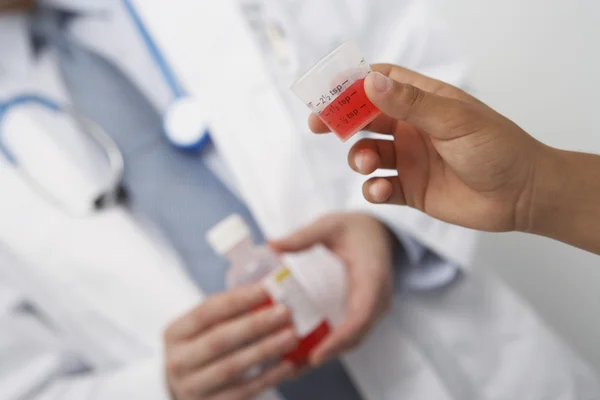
xmin=429 ymin=0 xmax=600 ymax=374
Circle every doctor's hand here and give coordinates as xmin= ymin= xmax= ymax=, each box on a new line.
xmin=271 ymin=212 xmax=395 ymax=366
xmin=164 ymin=286 xmax=298 ymax=400
xmin=310 ymin=63 xmax=541 ymax=233
xmin=310 ymin=64 xmax=600 ymax=255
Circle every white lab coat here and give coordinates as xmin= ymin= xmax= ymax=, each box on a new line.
xmin=0 ymin=1 xmax=598 ymax=399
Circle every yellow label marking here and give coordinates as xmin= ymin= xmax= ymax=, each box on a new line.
xmin=275 ymin=267 xmax=290 ymax=282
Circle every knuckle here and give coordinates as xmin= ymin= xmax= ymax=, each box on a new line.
xmin=180 ymin=381 xmax=199 ymax=400
xmin=165 ymin=353 xmax=185 ymax=378
xmin=255 ymin=338 xmax=277 ymax=361
xmin=228 ymin=288 xmax=254 ymax=310
xmin=247 ymin=313 xmax=264 ymax=332
xmin=452 ymin=107 xmax=486 ymax=137
xmin=437 ymin=101 xmax=483 ymax=139
xmin=163 ymin=326 xmax=176 ymax=343
xmin=205 ymin=332 xmax=230 ymax=355
xmin=315 ymin=214 xmax=341 ymax=232
xmin=245 ymin=377 xmax=267 ymax=398
xmin=164 ymin=319 xmax=184 ymax=343
xmin=315 ymin=214 xmax=333 ymax=227
xmin=241 ymin=344 xmax=269 ymax=371
xmin=356 ymin=138 xmax=376 ymax=151
xmin=220 ymin=360 xmax=243 ymax=382
xmin=396 ymin=83 xmax=426 ymax=113
xmin=407 ymin=84 xmax=427 ymax=109
xmin=193 ymin=305 xmax=211 ymax=327
xmin=171 ymin=376 xmax=197 ymax=400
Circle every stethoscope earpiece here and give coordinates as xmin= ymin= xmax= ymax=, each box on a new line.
xmin=0 ymin=95 xmax=125 ymax=216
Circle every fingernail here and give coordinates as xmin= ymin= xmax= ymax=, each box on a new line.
xmin=369 ymin=183 xmax=384 ymax=202
xmin=354 ymin=151 xmax=365 ymax=172
xmin=372 ymin=72 xmax=393 ymax=93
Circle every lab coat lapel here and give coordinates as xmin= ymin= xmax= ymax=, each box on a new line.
xmin=0 ymin=14 xmax=33 ymax=92
xmin=40 ymin=0 xmax=112 ymax=13
xmin=0 ymin=159 xmax=203 ymax=361
xmin=0 ymin=52 xmax=202 ymax=362
xmin=0 ymin=155 xmax=202 ymax=358
xmin=130 ymin=0 xmax=331 ymax=238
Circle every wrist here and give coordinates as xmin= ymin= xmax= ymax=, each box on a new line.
xmin=519 ymin=144 xmax=562 ymax=235
xmin=526 ymin=144 xmax=600 ymax=253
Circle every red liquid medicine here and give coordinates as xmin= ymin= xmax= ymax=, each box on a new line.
xmin=318 ymin=78 xmax=381 ymax=141
xmin=257 ymin=297 xmax=331 ymax=366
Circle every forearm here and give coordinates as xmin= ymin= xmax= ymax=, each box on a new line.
xmin=527 ymin=145 xmax=600 ymax=254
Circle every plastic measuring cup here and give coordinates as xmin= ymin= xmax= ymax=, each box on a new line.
xmin=291 ymin=41 xmax=381 ymax=141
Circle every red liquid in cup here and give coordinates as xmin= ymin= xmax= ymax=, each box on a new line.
xmin=256 ymin=298 xmax=331 ymax=366
xmin=318 ymin=78 xmax=381 ymax=141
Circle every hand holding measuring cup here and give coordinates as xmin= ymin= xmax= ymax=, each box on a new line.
xmin=308 ymin=63 xmax=600 ymax=256
xmin=308 ymin=63 xmax=542 ymax=232
xmin=291 ymin=41 xmax=382 ymax=141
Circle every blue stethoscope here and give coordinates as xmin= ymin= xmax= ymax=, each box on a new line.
xmin=0 ymin=1 xmax=211 ymax=214
xmin=0 ymin=94 xmax=127 ymax=214
xmin=120 ymin=0 xmax=211 ymax=151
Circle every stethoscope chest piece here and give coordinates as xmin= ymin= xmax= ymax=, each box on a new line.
xmin=163 ymin=96 xmax=211 ymax=151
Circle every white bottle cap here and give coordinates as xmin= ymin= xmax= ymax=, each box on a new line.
xmin=206 ymin=214 xmax=251 ymax=255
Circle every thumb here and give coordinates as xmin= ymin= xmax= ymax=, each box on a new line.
xmin=269 ymin=216 xmax=340 ymax=253
xmin=365 ymin=71 xmax=474 ymax=140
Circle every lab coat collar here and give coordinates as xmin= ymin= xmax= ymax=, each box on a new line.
xmin=0 ymin=0 xmax=109 ymax=87
xmin=33 ymin=0 xmax=114 ymax=45
xmin=39 ymin=0 xmax=113 ymax=13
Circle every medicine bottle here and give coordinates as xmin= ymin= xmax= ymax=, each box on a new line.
xmin=207 ymin=214 xmax=330 ymax=365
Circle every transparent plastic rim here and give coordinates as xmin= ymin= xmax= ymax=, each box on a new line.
xmin=291 ymin=41 xmax=355 ymax=90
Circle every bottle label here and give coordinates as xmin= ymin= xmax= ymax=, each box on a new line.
xmin=263 ymin=267 xmax=324 ymax=337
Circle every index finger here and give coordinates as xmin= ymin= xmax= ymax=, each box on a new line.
xmin=309 ymin=279 xmax=377 ymax=365
xmin=269 ymin=214 xmax=342 ymax=253
xmin=165 ymin=285 xmax=269 ymax=342
xmin=308 ymin=112 xmax=330 ymax=134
